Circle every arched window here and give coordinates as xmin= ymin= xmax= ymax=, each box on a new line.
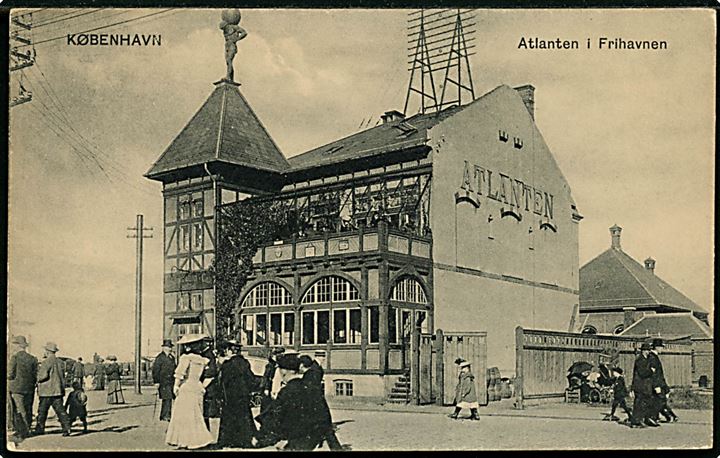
xmin=581 ymin=325 xmax=597 ymax=335
xmin=240 ymin=282 xmax=294 ymax=347
xmin=300 ymin=276 xmax=360 ymax=346
xmin=391 ymin=277 xmax=427 ymax=304
xmin=613 ymin=324 xmax=625 ymax=335
xmin=301 ymin=276 xmax=359 ymax=305
xmin=242 ymin=282 xmax=293 ymax=308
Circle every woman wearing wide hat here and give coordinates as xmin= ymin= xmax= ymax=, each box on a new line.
xmin=105 ymin=355 xmax=125 ymax=404
xmin=165 ymin=334 xmax=215 ymax=450
xmin=449 ymin=359 xmax=480 ymax=420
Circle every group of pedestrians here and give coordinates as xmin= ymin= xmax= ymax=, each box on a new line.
xmin=7 ymin=336 xmax=89 ymax=443
xmin=629 ymin=338 xmax=679 ymax=428
xmin=153 ymin=333 xmax=341 ymax=451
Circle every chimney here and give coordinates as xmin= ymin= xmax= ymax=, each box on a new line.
xmin=514 ymin=85 xmax=535 ymax=120
xmin=623 ymin=307 xmax=638 ymax=329
xmin=610 ymin=224 xmax=622 ymax=250
xmin=644 ymin=257 xmax=656 ymax=274
xmin=381 ymin=110 xmax=405 ymax=124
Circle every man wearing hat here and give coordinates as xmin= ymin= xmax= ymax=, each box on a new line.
xmin=217 ymin=340 xmax=257 ymax=448
xmin=152 ymin=339 xmax=177 ymax=421
xmin=8 ymin=336 xmax=38 ymax=441
xmin=255 ymin=353 xmax=332 ymax=450
xmin=648 ymin=338 xmax=679 ymax=423
xmin=629 ymin=341 xmax=657 ymax=428
xmin=35 ymin=342 xmax=72 ymax=436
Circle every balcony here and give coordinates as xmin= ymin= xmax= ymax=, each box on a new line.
xmin=252 ymin=221 xmax=432 ymax=266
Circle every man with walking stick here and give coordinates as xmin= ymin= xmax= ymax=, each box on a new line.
xmin=152 ymin=339 xmax=177 ymax=421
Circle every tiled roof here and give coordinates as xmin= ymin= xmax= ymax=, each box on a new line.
xmin=621 ymin=312 xmax=712 ymax=339
xmin=146 ymin=80 xmax=289 ymax=179
xmin=287 ymin=97 xmax=480 ymax=172
xmin=580 ymin=247 xmax=707 ymax=315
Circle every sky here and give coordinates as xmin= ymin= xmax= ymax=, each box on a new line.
xmin=7 ymin=8 xmax=715 ymax=361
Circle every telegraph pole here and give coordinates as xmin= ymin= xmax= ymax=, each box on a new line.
xmin=127 ymin=215 xmax=153 ymax=394
xmin=10 ymin=10 xmax=35 ymax=108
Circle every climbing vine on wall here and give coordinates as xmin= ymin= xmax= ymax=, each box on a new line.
xmin=212 ymin=198 xmax=300 ymax=341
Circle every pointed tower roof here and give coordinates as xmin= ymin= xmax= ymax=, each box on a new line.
xmin=145 ymin=80 xmax=289 ymax=181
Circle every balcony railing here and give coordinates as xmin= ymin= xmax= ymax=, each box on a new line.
xmin=252 ymin=221 xmax=432 ymax=265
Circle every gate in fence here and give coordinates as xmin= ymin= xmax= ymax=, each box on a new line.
xmin=409 ymin=328 xmax=488 ymax=406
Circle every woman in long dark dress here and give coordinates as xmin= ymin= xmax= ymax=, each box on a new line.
xmin=105 ymin=356 xmax=125 ymax=404
xmin=217 ymin=340 xmax=257 ymax=449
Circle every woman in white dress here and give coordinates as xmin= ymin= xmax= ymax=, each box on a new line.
xmin=166 ymin=334 xmax=215 ymax=449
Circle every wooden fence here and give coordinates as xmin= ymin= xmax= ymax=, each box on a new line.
xmin=514 ymin=327 xmax=693 ymax=409
xmin=411 ymin=329 xmax=487 ymax=406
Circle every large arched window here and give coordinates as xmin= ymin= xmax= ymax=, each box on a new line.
xmin=240 ymin=282 xmax=294 ymax=347
xmin=391 ymin=277 xmax=428 ymax=304
xmin=301 ymin=276 xmax=359 ymax=305
xmin=581 ymin=325 xmax=597 ymax=335
xmin=242 ymin=282 xmax=293 ymax=307
xmin=300 ymin=276 xmax=360 ymax=346
xmin=385 ymin=276 xmax=429 ymax=344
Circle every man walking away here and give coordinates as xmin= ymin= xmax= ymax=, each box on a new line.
xmin=648 ymin=339 xmax=679 ymax=423
xmin=8 ymin=336 xmax=38 ymax=442
xmin=93 ymin=358 xmax=106 ymax=390
xmin=152 ymin=339 xmax=177 ymax=421
xmin=217 ymin=340 xmax=257 ymax=449
xmin=629 ymin=342 xmax=657 ymax=428
xmin=35 ymin=342 xmax=72 ymax=436
xmin=73 ymin=357 xmax=85 ymax=387
xmin=299 ymin=355 xmax=343 ymax=450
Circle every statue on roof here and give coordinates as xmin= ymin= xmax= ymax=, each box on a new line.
xmin=219 ymin=9 xmax=248 ymax=82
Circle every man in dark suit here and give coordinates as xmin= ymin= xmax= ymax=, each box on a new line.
xmin=299 ymin=355 xmax=343 ymax=450
xmin=73 ymin=357 xmax=85 ymax=386
xmin=217 ymin=340 xmax=257 ymax=448
xmin=255 ymin=354 xmax=332 ymax=451
xmin=35 ymin=342 xmax=72 ymax=436
xmin=152 ymin=339 xmax=176 ymax=421
xmin=8 ymin=336 xmax=38 ymax=442
xmin=648 ymin=338 xmax=679 ymax=422
xmin=630 ymin=342 xmax=657 ymax=428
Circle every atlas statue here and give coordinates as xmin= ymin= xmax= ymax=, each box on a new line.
xmin=219 ymin=9 xmax=248 ymax=82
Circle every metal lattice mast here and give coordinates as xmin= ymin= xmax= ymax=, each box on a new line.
xmin=439 ymin=9 xmax=476 ymax=110
xmin=404 ymin=9 xmax=476 ymax=115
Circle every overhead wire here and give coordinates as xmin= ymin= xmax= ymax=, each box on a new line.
xmin=21 ymin=68 xmax=158 ymax=197
xmin=33 ymin=9 xmax=103 ymax=28
xmin=29 ymin=9 xmax=139 ymax=41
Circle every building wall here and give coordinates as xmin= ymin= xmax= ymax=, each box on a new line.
xmin=429 ymin=85 xmax=580 ymax=376
xmin=579 ymin=311 xmax=627 ymax=335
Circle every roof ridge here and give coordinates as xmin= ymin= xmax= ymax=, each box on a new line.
xmin=215 ymin=84 xmax=228 ymax=160
xmin=611 ymin=249 xmax=660 ymax=304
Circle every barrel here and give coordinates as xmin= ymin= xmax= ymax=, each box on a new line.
xmin=500 ymin=377 xmax=512 ymax=398
xmin=487 ymin=367 xmax=501 ymax=401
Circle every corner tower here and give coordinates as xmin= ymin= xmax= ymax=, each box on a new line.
xmin=145 ymin=78 xmax=289 ymax=344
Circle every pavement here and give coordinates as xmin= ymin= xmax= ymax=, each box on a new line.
xmin=6 ymin=389 xmax=712 ymax=451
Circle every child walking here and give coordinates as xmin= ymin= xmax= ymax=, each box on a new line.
xmin=65 ymin=380 xmax=89 ymax=433
xmin=448 ymin=360 xmax=480 ymax=421
xmin=603 ymin=367 xmax=632 ymax=422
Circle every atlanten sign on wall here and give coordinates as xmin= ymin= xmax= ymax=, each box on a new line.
xmin=458 ymin=160 xmax=554 ymax=220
